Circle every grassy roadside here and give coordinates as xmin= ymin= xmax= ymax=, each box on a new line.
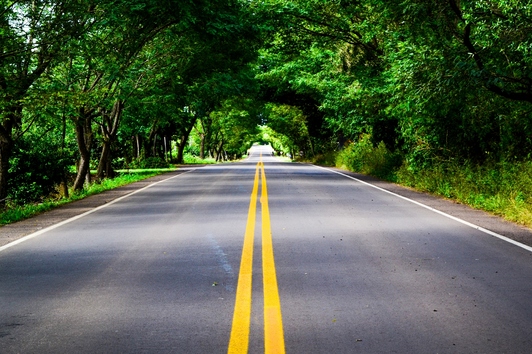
xmin=394 ymin=161 xmax=532 ymax=228
xmin=182 ymin=155 xmax=217 ymax=164
xmin=0 ymin=169 xmax=175 ymax=226
xmin=313 ymin=139 xmax=532 ymax=229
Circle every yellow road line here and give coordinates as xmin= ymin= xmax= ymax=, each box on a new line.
xmin=228 ymin=158 xmax=285 ymax=353
xmin=260 ymin=161 xmax=286 ymax=354
xmin=228 ymin=163 xmax=260 ymax=354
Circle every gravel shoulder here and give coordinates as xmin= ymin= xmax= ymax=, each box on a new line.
xmin=2 ymin=164 xmax=532 ymax=250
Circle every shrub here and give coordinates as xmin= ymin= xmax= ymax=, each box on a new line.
xmin=335 ymin=134 xmax=402 ymax=179
xmin=182 ymin=153 xmax=216 ymax=164
xmin=395 ymin=160 xmax=532 ymax=226
xmin=128 ymin=157 xmax=171 ymax=169
xmin=8 ymin=138 xmax=72 ymax=204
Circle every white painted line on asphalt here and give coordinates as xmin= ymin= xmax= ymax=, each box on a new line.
xmin=0 ymin=170 xmax=195 ymax=253
xmin=314 ymin=165 xmax=532 ymax=253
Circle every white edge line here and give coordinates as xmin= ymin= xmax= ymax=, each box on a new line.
xmin=0 ymin=170 xmax=195 ymax=253
xmin=314 ymin=165 xmax=532 ymax=253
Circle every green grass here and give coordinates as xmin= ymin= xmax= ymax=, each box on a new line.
xmin=182 ymin=154 xmax=217 ymax=164
xmin=0 ymin=169 xmax=174 ymax=226
xmin=395 ymin=161 xmax=532 ymax=227
xmin=334 ymin=135 xmax=402 ymax=180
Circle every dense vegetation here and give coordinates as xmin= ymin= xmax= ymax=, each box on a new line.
xmin=1 ymin=1 xmax=531 ymax=226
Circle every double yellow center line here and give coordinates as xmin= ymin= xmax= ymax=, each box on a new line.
xmin=228 ymin=159 xmax=285 ymax=354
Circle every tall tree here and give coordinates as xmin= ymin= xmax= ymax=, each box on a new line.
xmin=64 ymin=0 xmax=187 ymax=190
xmin=0 ymin=0 xmax=96 ymax=205
xmin=254 ymin=0 xmax=532 ymax=164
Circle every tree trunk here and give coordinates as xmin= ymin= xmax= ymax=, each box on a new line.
xmin=73 ymin=109 xmax=94 ymax=191
xmin=0 ymin=140 xmax=13 ymax=207
xmin=133 ymin=134 xmax=141 ymax=159
xmin=176 ymin=135 xmax=187 ymax=164
xmin=97 ymin=100 xmax=123 ymax=180
xmin=60 ymin=111 xmax=69 ymax=198
xmin=106 ymin=152 xmax=114 ymax=178
xmin=163 ymin=135 xmax=168 ymax=161
xmin=199 ymin=133 xmax=205 ymax=160
xmin=307 ymin=135 xmax=315 ymax=158
xmin=215 ymin=140 xmax=224 ymax=162
xmin=97 ymin=141 xmax=112 ymax=180
xmin=168 ymin=136 xmax=173 ymax=162
xmin=74 ymin=146 xmax=90 ymax=192
xmin=145 ymin=121 xmax=158 ymax=158
xmin=176 ymin=119 xmax=196 ymax=164
xmin=198 ymin=118 xmax=211 ymax=160
xmin=152 ymin=133 xmax=158 ymax=157
xmin=0 ymin=107 xmax=18 ymax=207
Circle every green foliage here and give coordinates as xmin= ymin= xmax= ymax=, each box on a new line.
xmin=2 ymin=0 xmax=532 ymax=231
xmin=335 ymin=135 xmax=402 ymax=180
xmin=315 ymin=137 xmax=532 ymax=227
xmin=396 ymin=160 xmax=532 ymax=227
xmin=128 ymin=157 xmax=171 ymax=169
xmin=0 ymin=0 xmax=263 ymax=203
xmin=255 ymin=0 xmax=532 ymax=164
xmin=199 ymin=90 xmax=262 ymax=160
xmin=8 ymin=137 xmax=72 ymax=204
xmin=182 ymin=154 xmax=217 ymax=165
xmin=253 ymin=0 xmax=532 ymax=229
xmin=258 ymin=125 xmax=293 ymax=156
xmin=261 ymin=103 xmax=312 ymax=156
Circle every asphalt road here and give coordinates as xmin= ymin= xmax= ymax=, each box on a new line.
xmin=1 ymin=145 xmax=532 ymax=353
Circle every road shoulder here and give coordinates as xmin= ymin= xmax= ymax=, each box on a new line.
xmin=0 ymin=169 xmax=194 ymax=248
xmin=322 ymin=166 xmax=532 ymax=249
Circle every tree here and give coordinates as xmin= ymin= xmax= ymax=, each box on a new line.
xmin=254 ymin=0 xmax=532 ymax=165
xmin=254 ymin=0 xmax=388 ymax=151
xmin=0 ymin=0 xmax=97 ymax=205
xmin=63 ymin=0 xmax=188 ymax=190
xmin=207 ymin=97 xmax=261 ymax=160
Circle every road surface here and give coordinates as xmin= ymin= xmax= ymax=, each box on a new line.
xmin=1 ymin=145 xmax=531 ymax=353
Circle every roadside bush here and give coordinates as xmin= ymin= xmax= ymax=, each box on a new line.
xmin=396 ymin=160 xmax=532 ymax=226
xmin=184 ymin=144 xmax=200 ymax=157
xmin=313 ymin=151 xmax=337 ymax=166
xmin=128 ymin=157 xmax=171 ymax=169
xmin=336 ymin=134 xmax=402 ymax=179
xmin=183 ymin=153 xmax=216 ymax=164
xmin=8 ymin=138 xmax=72 ymax=204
